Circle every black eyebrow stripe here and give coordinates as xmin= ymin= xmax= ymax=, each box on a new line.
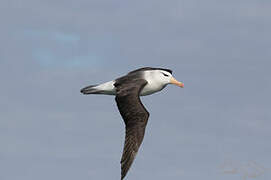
xmin=161 ymin=72 xmax=169 ymax=76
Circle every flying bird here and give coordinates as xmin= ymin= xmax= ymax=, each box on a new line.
xmin=80 ymin=67 xmax=184 ymax=179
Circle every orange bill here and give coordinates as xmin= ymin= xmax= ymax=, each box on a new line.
xmin=170 ymin=77 xmax=184 ymax=88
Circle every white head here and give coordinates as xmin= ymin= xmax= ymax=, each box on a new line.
xmin=144 ymin=69 xmax=184 ymax=88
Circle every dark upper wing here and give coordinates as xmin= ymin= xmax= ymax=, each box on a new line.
xmin=114 ymin=78 xmax=149 ymax=180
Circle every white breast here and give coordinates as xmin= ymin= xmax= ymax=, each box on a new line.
xmin=140 ymin=83 xmax=165 ymax=96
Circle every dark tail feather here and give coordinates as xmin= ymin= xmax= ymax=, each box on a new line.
xmin=80 ymin=84 xmax=101 ymax=94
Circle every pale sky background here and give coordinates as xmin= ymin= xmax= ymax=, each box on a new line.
xmin=0 ymin=0 xmax=270 ymax=180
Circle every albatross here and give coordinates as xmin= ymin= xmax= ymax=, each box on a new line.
xmin=80 ymin=67 xmax=184 ymax=179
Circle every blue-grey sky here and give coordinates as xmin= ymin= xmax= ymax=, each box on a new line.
xmin=0 ymin=0 xmax=270 ymax=180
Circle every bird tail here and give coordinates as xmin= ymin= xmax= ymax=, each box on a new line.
xmin=81 ymin=80 xmax=116 ymax=95
xmin=80 ymin=84 xmax=101 ymax=94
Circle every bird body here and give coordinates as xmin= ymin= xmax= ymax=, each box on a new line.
xmin=81 ymin=67 xmax=183 ymax=96
xmin=81 ymin=67 xmax=183 ymax=179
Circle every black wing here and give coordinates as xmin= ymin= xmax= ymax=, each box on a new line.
xmin=114 ymin=78 xmax=149 ymax=180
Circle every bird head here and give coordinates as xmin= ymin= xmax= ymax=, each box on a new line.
xmin=155 ymin=70 xmax=184 ymax=88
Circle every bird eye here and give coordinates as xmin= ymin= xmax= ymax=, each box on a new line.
xmin=162 ymin=72 xmax=169 ymax=77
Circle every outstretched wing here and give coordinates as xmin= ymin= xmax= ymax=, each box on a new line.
xmin=114 ymin=78 xmax=149 ymax=180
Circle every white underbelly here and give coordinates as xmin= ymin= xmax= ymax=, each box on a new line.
xmin=140 ymin=83 xmax=165 ymax=96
